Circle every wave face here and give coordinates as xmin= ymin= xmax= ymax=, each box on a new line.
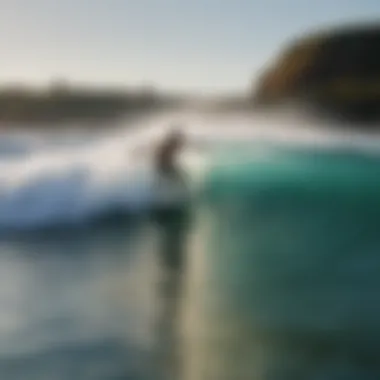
xmin=181 ymin=146 xmax=380 ymax=380
xmin=0 ymin=111 xmax=380 ymax=231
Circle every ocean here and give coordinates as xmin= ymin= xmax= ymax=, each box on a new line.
xmin=1 ymin=111 xmax=380 ymax=380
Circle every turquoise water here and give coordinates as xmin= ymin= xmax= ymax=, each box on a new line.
xmin=181 ymin=148 xmax=380 ymax=379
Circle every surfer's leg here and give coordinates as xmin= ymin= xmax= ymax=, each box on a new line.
xmin=168 ymin=166 xmax=185 ymax=185
xmin=159 ymin=163 xmax=176 ymax=180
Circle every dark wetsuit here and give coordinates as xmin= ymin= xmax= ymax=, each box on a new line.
xmin=155 ymin=137 xmax=183 ymax=181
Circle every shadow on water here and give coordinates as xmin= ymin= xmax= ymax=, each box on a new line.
xmin=151 ymin=206 xmax=192 ymax=380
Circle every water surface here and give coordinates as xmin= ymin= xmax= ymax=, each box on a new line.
xmin=2 ymin=112 xmax=380 ymax=380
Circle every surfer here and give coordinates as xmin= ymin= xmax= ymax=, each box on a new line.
xmin=155 ymin=128 xmax=185 ymax=183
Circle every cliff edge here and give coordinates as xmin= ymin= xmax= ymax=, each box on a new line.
xmin=253 ymin=23 xmax=380 ymax=123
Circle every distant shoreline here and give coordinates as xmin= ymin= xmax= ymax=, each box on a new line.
xmin=0 ymin=84 xmax=184 ymax=128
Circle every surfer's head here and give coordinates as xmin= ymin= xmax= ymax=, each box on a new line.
xmin=155 ymin=127 xmax=185 ymax=173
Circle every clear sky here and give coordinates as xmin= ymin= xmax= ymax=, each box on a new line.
xmin=0 ymin=0 xmax=379 ymax=94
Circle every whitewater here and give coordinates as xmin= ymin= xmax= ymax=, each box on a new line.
xmin=0 ymin=110 xmax=380 ymax=231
